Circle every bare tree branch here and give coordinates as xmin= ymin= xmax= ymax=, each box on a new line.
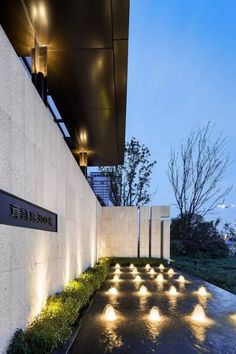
xmin=168 ymin=122 xmax=232 ymax=220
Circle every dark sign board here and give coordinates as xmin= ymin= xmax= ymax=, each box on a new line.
xmin=0 ymin=189 xmax=57 ymax=232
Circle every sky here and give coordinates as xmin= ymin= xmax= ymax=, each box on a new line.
xmin=126 ymin=0 xmax=236 ymax=225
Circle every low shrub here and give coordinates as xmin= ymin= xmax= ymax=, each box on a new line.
xmin=171 ymin=239 xmax=229 ymax=258
xmin=202 ymin=239 xmax=229 ymax=258
xmin=7 ymin=257 xmax=111 ymax=354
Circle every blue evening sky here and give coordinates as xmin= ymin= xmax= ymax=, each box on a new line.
xmin=126 ymin=0 xmax=236 ymax=224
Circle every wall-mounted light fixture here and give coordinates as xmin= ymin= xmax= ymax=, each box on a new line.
xmin=79 ymin=152 xmax=88 ymax=167
xmin=31 ymin=40 xmax=48 ymax=104
xmin=79 ymin=151 xmax=88 ymax=178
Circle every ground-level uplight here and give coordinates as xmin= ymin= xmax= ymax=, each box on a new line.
xmin=139 ymin=285 xmax=148 ymax=295
xmin=148 ymin=306 xmax=162 ymax=322
xmin=113 ymin=275 xmax=120 ymax=282
xmin=103 ymin=304 xmax=117 ymax=321
xmin=158 ymin=264 xmax=165 ymax=271
xmin=155 ymin=273 xmax=164 ymax=283
xmin=168 ymin=285 xmax=178 ymax=296
xmin=131 ymin=267 xmax=139 ymax=275
xmin=134 ymin=275 xmax=142 ymax=282
xmin=196 ymin=286 xmax=210 ymax=297
xmin=167 ymin=268 xmax=175 ymax=276
xmin=149 ymin=268 xmax=156 ymax=275
xmin=177 ymin=275 xmax=187 ymax=283
xmin=107 ymin=287 xmax=118 ymax=296
xmin=145 ymin=264 xmax=151 ymax=271
xmin=189 ymin=304 xmax=213 ymax=325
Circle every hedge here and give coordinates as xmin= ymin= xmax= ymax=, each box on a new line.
xmin=7 ymin=257 xmax=111 ymax=354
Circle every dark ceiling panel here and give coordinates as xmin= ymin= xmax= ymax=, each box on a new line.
xmin=114 ymin=39 xmax=128 ymax=163
xmin=24 ymin=0 xmax=113 ymax=50
xmin=48 ymin=49 xmax=115 ymax=110
xmin=0 ymin=0 xmax=130 ymax=166
xmin=112 ymin=0 xmax=130 ymax=40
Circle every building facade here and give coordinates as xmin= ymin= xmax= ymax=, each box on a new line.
xmin=88 ymin=172 xmax=111 ymax=206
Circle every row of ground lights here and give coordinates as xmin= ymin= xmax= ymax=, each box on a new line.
xmin=103 ymin=263 xmax=236 ymax=335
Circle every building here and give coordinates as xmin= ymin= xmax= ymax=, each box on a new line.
xmin=0 ymin=1 xmax=170 ymax=352
xmin=88 ymin=172 xmax=111 ymax=206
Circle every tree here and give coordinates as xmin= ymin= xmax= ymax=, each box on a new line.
xmin=100 ymin=137 xmax=156 ymax=206
xmin=170 ymin=213 xmax=228 ymax=258
xmin=222 ymin=223 xmax=236 ymax=241
xmin=171 ymin=213 xmax=220 ymax=241
xmin=168 ymin=122 xmax=231 ymax=220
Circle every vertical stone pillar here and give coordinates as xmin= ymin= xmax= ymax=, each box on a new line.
xmin=162 ymin=219 xmax=170 ymax=260
xmin=139 ymin=206 xmax=150 ymax=257
xmin=151 ymin=206 xmax=161 ymax=258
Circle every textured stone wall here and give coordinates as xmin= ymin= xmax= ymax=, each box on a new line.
xmin=0 ymin=26 xmax=100 ymax=353
xmin=100 ymin=206 xmax=170 ymax=259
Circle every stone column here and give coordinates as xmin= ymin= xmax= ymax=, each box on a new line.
xmin=162 ymin=219 xmax=170 ymax=260
xmin=151 ymin=206 xmax=161 ymax=258
xmin=139 ymin=206 xmax=150 ymax=257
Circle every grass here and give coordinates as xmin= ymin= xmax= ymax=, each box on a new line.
xmin=172 ymin=256 xmax=236 ymax=295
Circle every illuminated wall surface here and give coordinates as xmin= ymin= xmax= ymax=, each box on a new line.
xmin=100 ymin=206 xmax=170 ymax=258
xmin=0 ymin=26 xmax=170 ymax=353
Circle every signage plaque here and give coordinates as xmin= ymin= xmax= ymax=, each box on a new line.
xmin=0 ymin=189 xmax=57 ymax=232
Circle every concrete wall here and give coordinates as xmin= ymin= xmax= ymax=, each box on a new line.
xmin=0 ymin=26 xmax=100 ymax=353
xmin=100 ymin=206 xmax=170 ymax=259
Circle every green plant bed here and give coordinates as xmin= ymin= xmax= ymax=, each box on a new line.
xmin=172 ymin=256 xmax=236 ymax=295
xmin=7 ymin=257 xmax=111 ymax=354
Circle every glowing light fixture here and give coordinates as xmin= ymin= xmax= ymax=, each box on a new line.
xmin=229 ymin=314 xmax=236 ymax=323
xmin=148 ymin=306 xmax=161 ymax=322
xmin=158 ymin=264 xmax=165 ymax=271
xmin=131 ymin=267 xmax=138 ymax=275
xmin=107 ymin=287 xmax=118 ymax=296
xmin=134 ymin=275 xmax=142 ymax=282
xmin=167 ymin=268 xmax=175 ymax=276
xmin=113 ymin=275 xmax=120 ymax=282
xmin=79 ymin=130 xmax=87 ymax=145
xmin=145 ymin=264 xmax=151 ymax=271
xmin=139 ymin=285 xmax=148 ymax=295
xmin=190 ymin=304 xmax=210 ymax=324
xmin=168 ymin=285 xmax=178 ymax=296
xmin=115 ymin=268 xmax=121 ymax=275
xmin=177 ymin=275 xmax=186 ymax=283
xmin=196 ymin=286 xmax=210 ymax=297
xmin=115 ymin=263 xmax=120 ymax=269
xmin=39 ymin=2 xmax=46 ymax=19
xmin=149 ymin=268 xmax=156 ymax=275
xmin=103 ymin=304 xmax=117 ymax=321
xmin=155 ymin=273 xmax=164 ymax=283
xmin=79 ymin=152 xmax=88 ymax=167
xmin=129 ymin=263 xmax=134 ymax=270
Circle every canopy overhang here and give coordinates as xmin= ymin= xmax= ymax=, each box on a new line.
xmin=0 ymin=0 xmax=130 ymax=166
